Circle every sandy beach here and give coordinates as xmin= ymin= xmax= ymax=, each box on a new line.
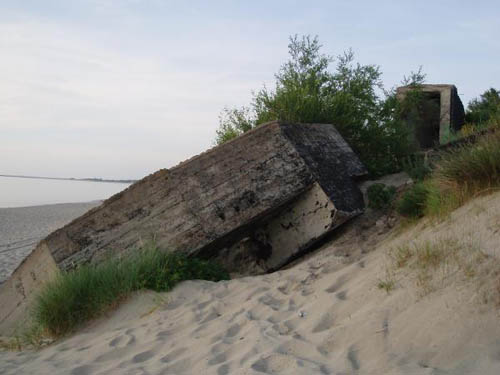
xmin=1 ymin=192 xmax=500 ymax=374
xmin=0 ymin=202 xmax=100 ymax=283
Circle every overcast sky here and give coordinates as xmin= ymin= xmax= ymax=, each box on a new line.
xmin=1 ymin=1 xmax=499 ymax=179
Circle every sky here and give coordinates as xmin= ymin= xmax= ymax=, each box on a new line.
xmin=1 ymin=1 xmax=499 ymax=180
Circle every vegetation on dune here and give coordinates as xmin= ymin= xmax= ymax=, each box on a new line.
xmin=426 ymin=132 xmax=500 ymax=215
xmin=32 ymin=246 xmax=229 ymax=337
xmin=382 ymin=237 xmax=492 ymax=296
xmin=465 ymin=88 xmax=500 ymax=126
xmin=215 ymin=35 xmax=428 ymax=177
xmin=367 ymin=183 xmax=397 ymax=210
xmin=396 ymin=182 xmax=429 ymax=218
xmin=395 ymin=131 xmax=500 ymax=219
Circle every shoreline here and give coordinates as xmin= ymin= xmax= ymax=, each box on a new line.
xmin=0 ymin=200 xmax=103 ymax=210
xmin=0 ymin=174 xmax=135 ymax=184
xmin=0 ymin=201 xmax=101 ymax=283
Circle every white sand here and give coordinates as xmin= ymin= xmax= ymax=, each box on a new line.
xmin=2 ymin=193 xmax=500 ymax=374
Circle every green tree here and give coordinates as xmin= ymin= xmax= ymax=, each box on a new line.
xmin=214 ymin=35 xmax=415 ymax=176
xmin=465 ymin=88 xmax=500 ymax=125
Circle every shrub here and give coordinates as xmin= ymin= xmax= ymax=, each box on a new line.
xmin=396 ymin=182 xmax=429 ymax=218
xmin=402 ymin=154 xmax=432 ymax=181
xmin=465 ymin=88 xmax=500 ymax=125
xmin=377 ymin=279 xmax=395 ymax=294
xmin=32 ymin=247 xmax=229 ymax=336
xmin=367 ymin=183 xmax=396 ymax=210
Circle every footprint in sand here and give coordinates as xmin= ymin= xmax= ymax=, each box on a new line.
xmin=272 ymin=322 xmax=293 ymax=336
xmin=208 ymin=352 xmax=227 ymax=366
xmin=258 ymin=294 xmax=284 ymax=311
xmin=132 ymin=350 xmax=156 ymax=363
xmin=160 ymin=347 xmax=188 ymax=363
xmin=109 ymin=335 xmax=124 ymax=347
xmin=336 ymin=290 xmax=347 ymax=300
xmin=226 ymin=323 xmax=241 ymax=338
xmin=95 ymin=346 xmax=136 ymax=363
xmin=317 ymin=335 xmax=335 ymax=356
xmin=276 ymin=338 xmax=315 ymax=357
xmin=228 ymin=308 xmax=246 ymax=323
xmin=245 ymin=286 xmax=270 ymax=301
xmin=197 ymin=300 xmax=212 ymax=310
xmin=77 ymin=345 xmax=91 ymax=352
xmin=312 ymin=312 xmax=335 ymax=333
xmin=277 ymin=281 xmax=295 ymax=295
xmin=325 ymin=275 xmax=348 ymax=293
xmin=217 ymin=363 xmax=230 ymax=375
xmin=347 ymin=345 xmax=361 ymax=371
xmin=163 ymin=357 xmax=192 ymax=374
xmin=215 ymin=287 xmax=231 ymax=298
xmin=201 ymin=308 xmax=223 ymax=324
xmin=70 ymin=364 xmax=95 ymax=375
xmin=301 ymin=288 xmax=314 ymax=296
xmin=251 ymin=353 xmax=292 ymax=373
xmin=251 ymin=353 xmax=329 ymax=374
xmin=156 ymin=329 xmax=176 ymax=340
xmin=211 ymin=341 xmax=230 ymax=355
xmin=267 ymin=310 xmax=293 ymax=324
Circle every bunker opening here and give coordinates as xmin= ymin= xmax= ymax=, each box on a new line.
xmin=416 ymin=92 xmax=441 ymax=149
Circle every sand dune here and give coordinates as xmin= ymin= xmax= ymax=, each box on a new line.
xmin=1 ymin=192 xmax=500 ymax=374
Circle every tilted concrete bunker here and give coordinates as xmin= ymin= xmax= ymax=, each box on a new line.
xmin=0 ymin=121 xmax=368 ymax=335
xmin=396 ymin=84 xmax=465 ymax=148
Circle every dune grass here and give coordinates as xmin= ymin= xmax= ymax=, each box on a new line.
xmin=396 ymin=131 xmax=500 ymax=219
xmin=32 ymin=246 xmax=229 ymax=337
xmin=425 ymin=131 xmax=500 ymax=217
xmin=382 ymin=236 xmax=492 ymax=296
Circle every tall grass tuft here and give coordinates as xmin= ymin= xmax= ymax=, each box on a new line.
xmin=436 ymin=133 xmax=500 ymax=187
xmin=396 ymin=132 xmax=500 ymax=219
xmin=33 ymin=247 xmax=229 ymax=337
xmin=429 ymin=132 xmax=500 ymax=213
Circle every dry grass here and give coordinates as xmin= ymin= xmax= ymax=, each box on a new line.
xmin=385 ymin=235 xmax=496 ymax=297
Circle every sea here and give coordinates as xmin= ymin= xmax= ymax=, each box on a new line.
xmin=0 ymin=176 xmax=131 ymax=208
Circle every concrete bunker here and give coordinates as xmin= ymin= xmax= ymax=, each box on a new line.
xmin=0 ymin=121 xmax=368 ymax=335
xmin=396 ymin=84 xmax=465 ymax=148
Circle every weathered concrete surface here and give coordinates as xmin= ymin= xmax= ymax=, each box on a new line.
xmin=0 ymin=121 xmax=368 ymax=335
xmin=397 ymin=84 xmax=465 ymax=148
xmin=42 ymin=121 xmax=367 ymax=272
xmin=0 ymin=243 xmax=58 ymax=336
xmin=215 ymin=182 xmax=353 ymax=275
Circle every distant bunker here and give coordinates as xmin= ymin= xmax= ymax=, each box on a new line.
xmin=397 ymin=84 xmax=465 ymax=148
xmin=0 ymin=121 xmax=368 ymax=334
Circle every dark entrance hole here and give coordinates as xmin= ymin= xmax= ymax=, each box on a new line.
xmin=416 ymin=92 xmax=441 ymax=149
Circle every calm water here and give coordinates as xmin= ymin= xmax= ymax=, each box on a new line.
xmin=0 ymin=176 xmax=131 ymax=208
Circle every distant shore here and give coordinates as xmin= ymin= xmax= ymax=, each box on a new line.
xmin=0 ymin=201 xmax=100 ymax=283
xmin=0 ymin=174 xmax=136 ymax=184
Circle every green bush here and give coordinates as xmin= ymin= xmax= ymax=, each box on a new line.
xmin=396 ymin=182 xmax=429 ymax=218
xmin=402 ymin=154 xmax=432 ymax=182
xmin=465 ymin=88 xmax=500 ymax=125
xmin=33 ymin=247 xmax=229 ymax=336
xmin=367 ymin=183 xmax=397 ymax=210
